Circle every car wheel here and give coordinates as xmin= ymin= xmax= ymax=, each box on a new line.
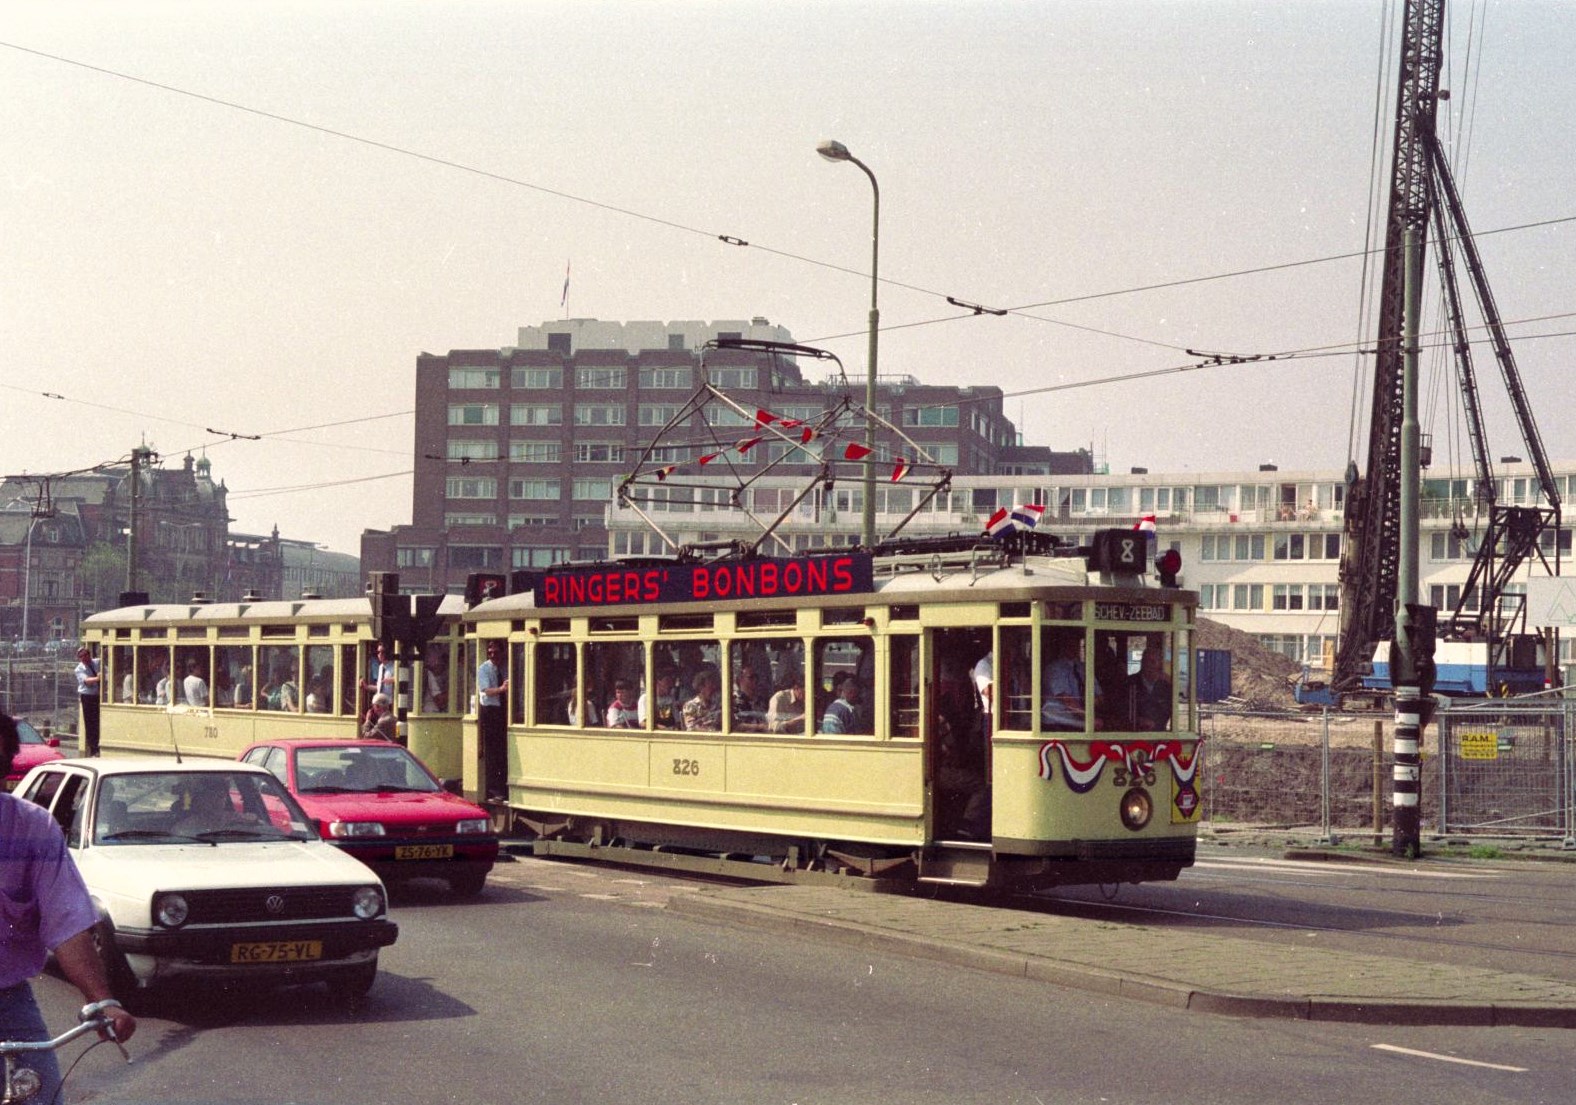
xmin=449 ymin=867 xmax=487 ymax=898
xmin=92 ymin=919 xmax=137 ymax=1003
xmin=325 ymin=960 xmax=378 ymax=1003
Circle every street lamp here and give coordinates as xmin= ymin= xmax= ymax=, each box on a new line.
xmin=816 ymin=138 xmax=880 ymax=546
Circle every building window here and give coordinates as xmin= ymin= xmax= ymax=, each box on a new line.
xmin=448 ymin=546 xmax=502 ymax=569
xmin=901 ymin=406 xmax=959 ymax=428
xmin=707 ymin=366 xmax=758 ymax=389
xmin=447 ymin=440 xmax=499 ymax=462
xmin=509 ymin=479 xmax=561 ymax=500
xmin=640 ymin=404 xmax=681 ymax=427
xmin=574 ymin=443 xmax=625 ymax=464
xmin=510 ymin=404 xmax=563 ymax=427
xmin=512 ymin=547 xmax=570 ymax=568
xmin=443 ymin=512 xmax=498 ymax=526
xmin=448 ymin=403 xmax=499 ymax=427
xmin=507 ymin=515 xmax=558 ymax=528
xmin=396 ymin=547 xmax=435 ymax=568
xmin=574 ymin=404 xmax=626 ymax=427
xmin=573 ymin=479 xmax=614 ymax=500
xmin=511 ymin=367 xmax=563 ymax=389
xmin=576 ymin=367 xmax=627 ymax=389
xmin=445 ymin=477 xmax=497 ymax=499
xmin=703 ymin=403 xmax=753 ymax=428
xmin=448 ymin=367 xmax=500 ymax=389
xmin=930 ymin=444 xmax=959 ymax=465
xmin=547 ymin=333 xmax=571 ymax=354
xmin=509 ymin=440 xmax=562 ymax=463
xmin=638 ymin=367 xmax=692 ymax=389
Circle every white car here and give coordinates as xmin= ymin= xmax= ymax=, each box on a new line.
xmin=15 ymin=757 xmax=398 ymax=1002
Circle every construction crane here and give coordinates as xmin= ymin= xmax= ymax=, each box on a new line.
xmin=1330 ymin=0 xmax=1560 ymax=698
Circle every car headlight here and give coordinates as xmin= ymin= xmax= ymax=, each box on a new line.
xmin=154 ymin=892 xmax=189 ymax=928
xmin=1119 ymin=787 xmax=1154 ymax=831
xmin=328 ymin=821 xmax=387 ymax=838
xmin=455 ymin=818 xmax=491 ymax=835
xmin=351 ymin=886 xmax=385 ymax=920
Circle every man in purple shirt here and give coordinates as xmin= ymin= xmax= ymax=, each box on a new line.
xmin=0 ymin=713 xmax=137 ymax=1099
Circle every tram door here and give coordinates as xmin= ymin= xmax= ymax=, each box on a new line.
xmin=930 ymin=627 xmax=992 ymax=842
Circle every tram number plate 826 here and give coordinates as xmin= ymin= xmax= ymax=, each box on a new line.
xmin=672 ymin=758 xmax=701 ymax=777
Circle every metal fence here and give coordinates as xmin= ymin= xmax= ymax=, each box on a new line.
xmin=1436 ymin=700 xmax=1573 ymax=843
xmin=1200 ymin=701 xmax=1576 ymax=845
xmin=0 ymin=657 xmax=81 ymax=737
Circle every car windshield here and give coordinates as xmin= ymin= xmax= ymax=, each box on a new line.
xmin=16 ymin=721 xmax=45 ymax=745
xmin=94 ymin=770 xmax=319 ymax=845
xmin=294 ymin=746 xmax=441 ymax=795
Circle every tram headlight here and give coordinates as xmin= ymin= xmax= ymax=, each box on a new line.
xmin=1118 ymin=787 xmax=1153 ymax=831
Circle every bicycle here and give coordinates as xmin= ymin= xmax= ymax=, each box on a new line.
xmin=0 ymin=1000 xmax=130 ymax=1103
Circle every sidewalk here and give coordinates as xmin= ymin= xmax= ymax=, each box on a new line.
xmin=666 ymin=880 xmax=1576 ymax=1028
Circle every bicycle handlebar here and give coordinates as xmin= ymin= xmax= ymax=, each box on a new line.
xmin=0 ymin=1006 xmax=124 ymax=1057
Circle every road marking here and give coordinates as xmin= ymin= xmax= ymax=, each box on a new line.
xmin=1371 ymin=1044 xmax=1526 ymax=1072
xmin=1194 ymin=857 xmax=1499 ymax=880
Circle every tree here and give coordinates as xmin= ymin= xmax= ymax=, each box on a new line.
xmin=78 ymin=542 xmax=128 ymax=615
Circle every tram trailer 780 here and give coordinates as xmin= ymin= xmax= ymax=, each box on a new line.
xmin=464 ymin=533 xmax=1202 ymax=891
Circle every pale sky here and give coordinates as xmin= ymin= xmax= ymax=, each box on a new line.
xmin=3 ymin=0 xmax=1572 ymax=554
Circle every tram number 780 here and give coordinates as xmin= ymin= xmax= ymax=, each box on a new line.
xmin=672 ymin=758 xmax=701 ymax=777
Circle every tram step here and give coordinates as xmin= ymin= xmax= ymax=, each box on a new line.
xmin=917 ymin=844 xmax=993 ymax=887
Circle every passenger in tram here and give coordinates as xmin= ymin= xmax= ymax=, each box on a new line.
xmin=1127 ymin=644 xmax=1173 ymax=732
xmin=971 ymin=651 xmax=994 ymax=739
xmin=731 ymin=666 xmax=767 ymax=731
xmin=604 ymin=680 xmax=639 ymax=728
xmin=766 ymin=673 xmax=805 ymax=733
xmin=1041 ymin=632 xmax=1100 ymax=731
xmin=233 ymin=665 xmax=253 ymax=708
xmin=638 ymin=667 xmax=678 ymax=730
xmin=182 ymin=658 xmax=209 ymax=708
xmin=680 ymin=670 xmax=721 ymax=732
xmin=306 ymin=676 xmax=332 ymax=714
xmin=818 ymin=674 xmax=865 ymax=735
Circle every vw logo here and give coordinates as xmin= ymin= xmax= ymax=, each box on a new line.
xmin=265 ymin=894 xmax=287 ymax=915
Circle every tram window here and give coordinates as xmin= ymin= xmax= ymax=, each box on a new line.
xmin=257 ymin=646 xmax=302 ymax=712
xmin=821 ymin=608 xmax=865 ymax=627
xmin=998 ymin=626 xmax=1033 ymax=731
xmin=111 ymin=646 xmax=133 ymax=704
xmin=1122 ymin=633 xmax=1175 ymax=733
xmin=1090 ymin=631 xmax=1129 ymax=730
xmin=739 ymin=639 xmax=803 ymax=735
xmin=533 ymin=642 xmax=577 ymax=726
xmin=1043 ymin=601 xmax=1081 ymax=621
xmin=136 ymin=647 xmax=172 ymax=706
xmin=510 ymin=643 xmax=526 ymax=724
xmin=586 ymin=641 xmax=643 ymax=727
xmin=540 ymin=619 xmax=571 ymax=635
xmin=889 ymin=605 xmax=919 ymax=622
xmin=172 ymin=647 xmax=210 ymax=708
xmin=1001 ymin=602 xmax=1031 ymax=619
xmin=659 ymin=614 xmax=713 ymax=632
xmin=814 ymin=637 xmax=873 ymax=735
xmin=304 ymin=645 xmax=334 ymax=714
xmin=658 ymin=641 xmax=721 ymax=732
xmin=419 ymin=642 xmax=450 ymax=713
xmin=737 ymin=610 xmax=796 ymax=630
xmin=214 ymin=645 xmax=252 ymax=708
xmin=1039 ymin=627 xmax=1095 ymax=732
xmin=888 ymin=636 xmax=920 ymax=738
xmin=337 ymin=644 xmax=358 ymax=717
xmin=590 ymin=617 xmax=638 ymax=634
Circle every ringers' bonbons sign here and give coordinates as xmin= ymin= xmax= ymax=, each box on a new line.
xmin=535 ymin=553 xmax=874 ymax=609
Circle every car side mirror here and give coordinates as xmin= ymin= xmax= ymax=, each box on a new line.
xmin=440 ymin=777 xmax=462 ymax=796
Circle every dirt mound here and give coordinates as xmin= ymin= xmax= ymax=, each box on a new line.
xmin=1195 ymin=617 xmax=1300 ymax=709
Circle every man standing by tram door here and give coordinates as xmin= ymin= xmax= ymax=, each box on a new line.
xmin=478 ymin=641 xmax=508 ymax=802
xmin=74 ymin=648 xmax=101 ymax=756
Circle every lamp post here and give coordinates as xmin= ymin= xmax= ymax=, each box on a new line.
xmin=816 ymin=138 xmax=880 ymax=547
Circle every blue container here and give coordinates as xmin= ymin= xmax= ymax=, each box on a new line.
xmin=1195 ymin=648 xmax=1232 ymax=703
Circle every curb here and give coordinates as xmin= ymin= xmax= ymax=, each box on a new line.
xmin=665 ymin=890 xmax=1576 ymax=1028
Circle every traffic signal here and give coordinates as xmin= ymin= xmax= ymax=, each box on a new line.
xmin=1155 ymin=548 xmax=1182 ymax=588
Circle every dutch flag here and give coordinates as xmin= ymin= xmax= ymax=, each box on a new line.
xmin=1011 ymin=503 xmax=1046 ymax=529
xmin=1134 ymin=513 xmax=1157 ymax=539
xmin=986 ymin=507 xmax=1015 ymax=538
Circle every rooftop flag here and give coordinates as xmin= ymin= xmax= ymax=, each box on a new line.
xmin=1135 ymin=513 xmax=1157 ymax=536
xmin=986 ymin=507 xmax=1014 ymax=538
xmin=560 ymin=260 xmax=570 ymax=308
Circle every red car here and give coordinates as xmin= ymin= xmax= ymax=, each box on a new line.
xmin=239 ymin=738 xmax=498 ymax=896
xmin=5 ymin=719 xmax=64 ymax=789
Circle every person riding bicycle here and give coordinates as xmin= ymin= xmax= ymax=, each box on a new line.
xmin=0 ymin=713 xmax=136 ymax=1102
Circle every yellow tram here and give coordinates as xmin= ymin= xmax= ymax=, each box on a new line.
xmin=464 ymin=531 xmax=1201 ymax=890
xmin=79 ymin=595 xmax=469 ymax=779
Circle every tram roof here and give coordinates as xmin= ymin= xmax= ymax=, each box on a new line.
xmin=82 ymin=594 xmax=467 ymax=627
